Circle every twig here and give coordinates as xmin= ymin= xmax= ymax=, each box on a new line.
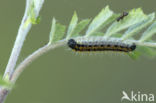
xmin=0 ymin=0 xmax=45 ymax=103
xmin=3 ymin=0 xmax=31 ymax=79
xmin=11 ymin=41 xmax=66 ymax=83
xmin=0 ymin=89 xmax=8 ymax=103
xmin=4 ymin=0 xmax=44 ymax=79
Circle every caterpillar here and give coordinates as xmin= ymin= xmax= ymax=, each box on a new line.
xmin=117 ymin=12 xmax=128 ymax=22
xmin=67 ymin=37 xmax=136 ymax=52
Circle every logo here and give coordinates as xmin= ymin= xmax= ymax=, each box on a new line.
xmin=121 ymin=91 xmax=155 ymax=102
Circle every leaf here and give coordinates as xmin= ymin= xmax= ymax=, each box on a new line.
xmin=28 ymin=2 xmax=41 ymax=25
xmin=105 ymin=8 xmax=147 ymax=37
xmin=127 ymin=51 xmax=141 ymax=60
xmin=49 ymin=18 xmax=66 ymax=44
xmin=49 ymin=18 xmax=56 ymax=44
xmin=46 ymin=5 xmax=156 ymax=59
xmin=24 ymin=0 xmax=43 ymax=27
xmin=137 ymin=46 xmax=156 ymax=58
xmin=89 ymin=32 xmax=105 ymax=36
xmin=139 ymin=21 xmax=156 ymax=42
xmin=70 ymin=19 xmax=90 ymax=37
xmin=113 ymin=33 xmax=123 ymax=38
xmin=53 ymin=23 xmax=66 ymax=42
xmin=31 ymin=16 xmax=41 ymax=24
xmin=27 ymin=1 xmax=35 ymax=17
xmin=85 ymin=6 xmax=114 ymax=37
xmin=66 ymin=12 xmax=78 ymax=39
xmin=122 ymin=13 xmax=155 ymax=40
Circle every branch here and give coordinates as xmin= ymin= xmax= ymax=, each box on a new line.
xmin=11 ymin=41 xmax=66 ymax=83
xmin=0 ymin=0 xmax=45 ymax=103
xmin=3 ymin=0 xmax=44 ymax=79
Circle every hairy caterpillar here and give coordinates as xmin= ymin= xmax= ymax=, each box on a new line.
xmin=117 ymin=12 xmax=128 ymax=22
xmin=67 ymin=37 xmax=136 ymax=52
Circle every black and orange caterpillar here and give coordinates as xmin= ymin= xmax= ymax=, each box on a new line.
xmin=67 ymin=38 xmax=136 ymax=52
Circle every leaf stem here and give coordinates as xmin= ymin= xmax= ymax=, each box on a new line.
xmin=127 ymin=40 xmax=156 ymax=48
xmin=0 ymin=0 xmax=45 ymax=103
xmin=3 ymin=0 xmax=32 ymax=79
xmin=11 ymin=41 xmax=66 ymax=83
xmin=3 ymin=0 xmax=45 ymax=79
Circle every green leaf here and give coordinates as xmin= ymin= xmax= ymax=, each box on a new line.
xmin=66 ymin=12 xmax=78 ymax=39
xmin=90 ymin=32 xmax=105 ymax=36
xmin=122 ymin=13 xmax=155 ymax=40
xmin=127 ymin=51 xmax=141 ymax=60
xmin=112 ymin=33 xmax=123 ymax=38
xmin=46 ymin=5 xmax=156 ymax=59
xmin=54 ymin=23 xmax=66 ymax=42
xmin=28 ymin=1 xmax=38 ymax=24
xmin=49 ymin=18 xmax=66 ymax=44
xmin=105 ymin=8 xmax=147 ymax=37
xmin=27 ymin=1 xmax=35 ymax=16
xmin=137 ymin=46 xmax=156 ymax=58
xmin=85 ymin=6 xmax=114 ymax=37
xmin=139 ymin=21 xmax=156 ymax=42
xmin=70 ymin=19 xmax=90 ymax=37
xmin=24 ymin=1 xmax=42 ymax=27
xmin=49 ymin=18 xmax=56 ymax=44
xmin=31 ymin=16 xmax=41 ymax=24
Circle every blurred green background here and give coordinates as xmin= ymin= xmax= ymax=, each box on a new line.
xmin=0 ymin=0 xmax=156 ymax=103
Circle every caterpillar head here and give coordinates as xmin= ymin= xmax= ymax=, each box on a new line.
xmin=67 ymin=39 xmax=77 ymax=49
xmin=130 ymin=43 xmax=136 ymax=51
